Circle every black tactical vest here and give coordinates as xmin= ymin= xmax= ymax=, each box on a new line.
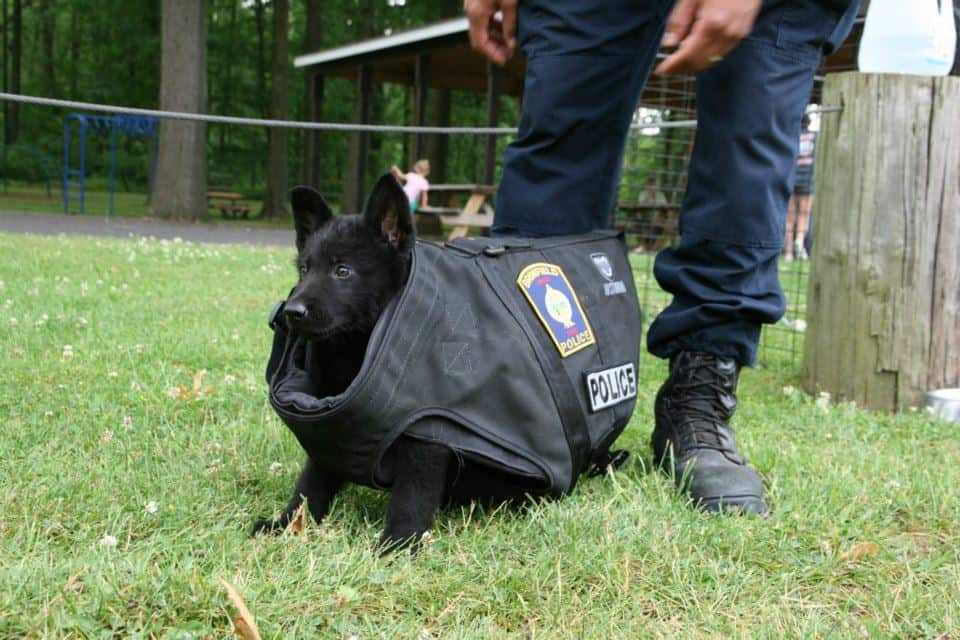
xmin=266 ymin=230 xmax=642 ymax=496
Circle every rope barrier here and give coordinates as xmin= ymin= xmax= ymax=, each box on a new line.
xmin=0 ymin=92 xmax=842 ymax=135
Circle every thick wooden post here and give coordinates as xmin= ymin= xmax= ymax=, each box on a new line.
xmin=342 ymin=64 xmax=371 ymax=213
xmin=303 ymin=71 xmax=324 ymax=188
xmin=802 ymin=72 xmax=960 ymax=411
xmin=412 ymin=54 xmax=430 ymax=165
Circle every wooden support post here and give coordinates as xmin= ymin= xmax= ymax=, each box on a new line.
xmin=303 ymin=71 xmax=324 ymax=188
xmin=483 ymin=61 xmax=500 ymax=186
xmin=802 ymin=72 xmax=960 ymax=411
xmin=343 ymin=64 xmax=371 ymax=212
xmin=412 ymin=54 xmax=430 ymax=164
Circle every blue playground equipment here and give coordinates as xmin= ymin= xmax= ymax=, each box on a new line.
xmin=63 ymin=113 xmax=159 ymax=215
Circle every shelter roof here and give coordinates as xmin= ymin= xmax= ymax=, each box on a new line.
xmin=294 ymin=12 xmax=865 ymax=111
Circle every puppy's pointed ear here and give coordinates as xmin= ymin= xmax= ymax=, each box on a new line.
xmin=363 ymin=173 xmax=414 ymax=251
xmin=290 ymin=186 xmax=333 ymax=252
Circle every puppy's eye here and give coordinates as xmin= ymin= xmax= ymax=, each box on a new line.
xmin=298 ymin=264 xmax=308 ymax=277
xmin=333 ymin=264 xmax=352 ymax=279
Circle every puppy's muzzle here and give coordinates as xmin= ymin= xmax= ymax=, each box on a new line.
xmin=283 ymin=300 xmax=308 ymax=329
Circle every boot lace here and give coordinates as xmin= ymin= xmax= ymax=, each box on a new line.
xmin=670 ymin=357 xmax=737 ymax=454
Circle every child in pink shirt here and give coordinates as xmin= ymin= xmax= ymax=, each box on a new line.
xmin=391 ymin=159 xmax=430 ymax=212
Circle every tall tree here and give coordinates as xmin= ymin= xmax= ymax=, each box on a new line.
xmin=262 ymin=0 xmax=289 ymax=219
xmin=149 ymin=0 xmax=208 ymax=220
xmin=39 ymin=0 xmax=56 ymax=97
xmin=302 ymin=0 xmax=323 ymax=187
xmin=4 ymin=0 xmax=21 ymax=144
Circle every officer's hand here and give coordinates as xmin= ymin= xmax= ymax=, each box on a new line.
xmin=655 ymin=0 xmax=761 ymax=76
xmin=464 ymin=0 xmax=518 ymax=66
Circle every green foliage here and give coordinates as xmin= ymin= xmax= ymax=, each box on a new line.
xmin=0 ymin=1 xmax=518 ymax=203
xmin=1 ymin=232 xmax=959 ymax=637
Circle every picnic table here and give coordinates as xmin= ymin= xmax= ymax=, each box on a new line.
xmin=616 ymin=202 xmax=678 ymax=251
xmin=417 ymin=183 xmax=496 ymax=240
xmin=207 ymin=191 xmax=251 ymax=220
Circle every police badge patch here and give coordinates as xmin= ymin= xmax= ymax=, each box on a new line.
xmin=590 ymin=252 xmax=627 ymax=296
xmin=517 ymin=262 xmax=596 ymax=357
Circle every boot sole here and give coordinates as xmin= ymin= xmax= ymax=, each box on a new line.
xmin=697 ymin=494 xmax=768 ymax=516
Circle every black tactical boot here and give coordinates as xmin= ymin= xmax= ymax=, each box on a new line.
xmin=652 ymin=351 xmax=767 ymax=514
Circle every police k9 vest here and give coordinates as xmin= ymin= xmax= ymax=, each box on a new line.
xmin=266 ymin=230 xmax=642 ymax=495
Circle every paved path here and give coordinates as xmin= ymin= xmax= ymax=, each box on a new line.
xmin=0 ymin=210 xmax=293 ymax=247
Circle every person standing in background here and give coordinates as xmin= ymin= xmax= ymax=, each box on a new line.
xmin=785 ymin=114 xmax=817 ymax=261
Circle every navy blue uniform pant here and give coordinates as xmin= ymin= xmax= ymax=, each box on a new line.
xmin=494 ymin=0 xmax=859 ymax=365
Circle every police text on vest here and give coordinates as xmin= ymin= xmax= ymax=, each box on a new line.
xmin=585 ymin=363 xmax=637 ymax=412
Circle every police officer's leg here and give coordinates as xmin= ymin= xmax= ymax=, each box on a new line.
xmin=493 ymin=0 xmax=673 ymax=237
xmin=646 ymin=0 xmax=859 ymax=514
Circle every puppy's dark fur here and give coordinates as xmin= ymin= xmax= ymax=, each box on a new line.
xmin=252 ymin=175 xmax=531 ymax=554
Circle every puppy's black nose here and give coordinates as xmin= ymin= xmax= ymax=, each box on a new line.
xmin=284 ymin=301 xmax=308 ymax=322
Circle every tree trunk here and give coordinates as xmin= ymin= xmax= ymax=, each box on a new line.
xmin=5 ymin=0 xmax=21 ymax=145
xmin=802 ymin=73 xmax=960 ymax=411
xmin=68 ymin=2 xmax=79 ymax=98
xmin=149 ymin=0 xmax=208 ymax=221
xmin=40 ymin=0 xmax=56 ymax=96
xmin=2 ymin=0 xmax=7 ymax=143
xmin=302 ymin=0 xmax=323 ymax=187
xmin=254 ymin=0 xmax=268 ymax=118
xmin=218 ymin=0 xmax=239 ymax=155
xmin=262 ymin=0 xmax=289 ymax=219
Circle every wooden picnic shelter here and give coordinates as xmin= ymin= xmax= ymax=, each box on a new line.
xmin=294 ymin=12 xmax=868 ymax=216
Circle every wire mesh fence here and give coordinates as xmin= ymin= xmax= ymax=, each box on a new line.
xmin=616 ymin=18 xmax=864 ymax=371
xmin=0 ymin=11 xmax=868 ymax=372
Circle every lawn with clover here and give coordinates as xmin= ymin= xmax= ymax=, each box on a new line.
xmin=1 ymin=231 xmax=958 ymax=638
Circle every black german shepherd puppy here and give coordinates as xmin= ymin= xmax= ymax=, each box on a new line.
xmin=252 ymin=175 xmax=525 ymax=553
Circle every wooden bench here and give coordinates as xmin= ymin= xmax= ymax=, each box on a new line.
xmin=416 ymin=184 xmax=496 ymax=239
xmin=207 ymin=191 xmax=251 ymax=220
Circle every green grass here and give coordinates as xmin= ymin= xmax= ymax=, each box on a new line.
xmin=1 ymin=232 xmax=958 ymax=639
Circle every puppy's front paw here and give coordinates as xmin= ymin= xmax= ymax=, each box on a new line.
xmin=377 ymin=529 xmax=424 ymax=557
xmin=250 ymin=517 xmax=286 ymax=537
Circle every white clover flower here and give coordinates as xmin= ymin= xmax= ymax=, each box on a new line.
xmin=270 ymin=461 xmax=283 ymax=475
xmin=122 ymin=416 xmax=133 ymax=430
xmin=62 ymin=345 xmax=74 ymax=358
xmin=224 ymin=374 xmax=237 ymax=385
xmin=99 ymin=533 xmax=118 ymax=548
xmin=108 ymin=371 xmax=119 ymax=378
xmin=782 ymin=385 xmax=797 ymax=397
xmin=101 ymin=429 xmax=114 ymax=444
xmin=9 ymin=317 xmax=17 ymax=326
xmin=144 ymin=501 xmax=158 ymax=514
xmin=134 ymin=344 xmax=144 ymax=354
xmin=44 ymin=410 xmax=54 ymax=418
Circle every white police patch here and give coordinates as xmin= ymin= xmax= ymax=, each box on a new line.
xmin=585 ymin=363 xmax=637 ymax=412
xmin=590 ymin=252 xmax=614 ymax=281
xmin=590 ymin=252 xmax=627 ymax=296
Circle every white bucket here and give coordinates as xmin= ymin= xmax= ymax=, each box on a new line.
xmin=926 ymin=388 xmax=960 ymax=423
